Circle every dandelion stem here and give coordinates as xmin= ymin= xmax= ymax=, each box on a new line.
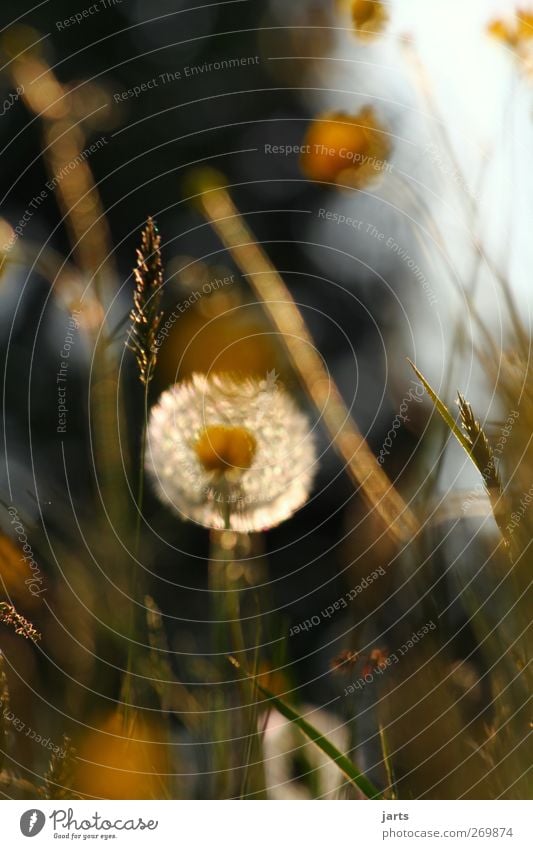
xmin=208 ymin=526 xmax=265 ymax=798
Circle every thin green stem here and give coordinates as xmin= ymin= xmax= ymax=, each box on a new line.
xmin=123 ymin=378 xmax=149 ymax=731
xmin=240 ymin=592 xmax=263 ymax=799
xmin=229 ymin=656 xmax=381 ymax=799
xmin=135 ymin=379 xmax=150 ymax=551
xmin=379 ymin=722 xmax=397 ymax=800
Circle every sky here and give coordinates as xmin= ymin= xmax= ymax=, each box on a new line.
xmin=298 ymin=0 xmax=532 ymax=491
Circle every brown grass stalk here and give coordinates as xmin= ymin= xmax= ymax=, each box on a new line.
xmin=192 ymin=172 xmax=419 ymax=546
xmin=0 ymin=602 xmax=40 ymax=642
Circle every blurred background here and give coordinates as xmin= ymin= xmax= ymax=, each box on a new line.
xmin=0 ymin=0 xmax=530 ymax=800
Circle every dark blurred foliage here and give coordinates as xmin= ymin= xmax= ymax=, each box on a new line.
xmin=1 ymin=1 xmax=522 ymax=801
xmin=0 ymin=1 xmax=408 ymax=630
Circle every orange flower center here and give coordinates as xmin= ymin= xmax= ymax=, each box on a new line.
xmin=194 ymin=425 xmax=257 ymax=475
xmin=352 ymin=0 xmax=376 ymax=27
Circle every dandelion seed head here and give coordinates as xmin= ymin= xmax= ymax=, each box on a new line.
xmin=146 ymin=373 xmax=317 ymax=532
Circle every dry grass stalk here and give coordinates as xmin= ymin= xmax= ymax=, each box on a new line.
xmin=40 ymin=735 xmax=78 ymax=800
xmin=0 ymin=771 xmax=40 ymax=797
xmin=144 ymin=595 xmax=202 ymax=719
xmin=4 ymin=29 xmax=115 ymax=288
xmin=127 ymin=218 xmax=164 ymax=385
xmin=456 ymin=393 xmax=511 ymax=549
xmin=2 ymin=27 xmax=133 ymax=531
xmin=457 ymin=393 xmax=501 ymax=493
xmin=0 ymin=602 xmax=40 ymax=642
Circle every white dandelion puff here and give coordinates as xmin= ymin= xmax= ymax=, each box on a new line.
xmin=145 ymin=373 xmax=317 ymax=532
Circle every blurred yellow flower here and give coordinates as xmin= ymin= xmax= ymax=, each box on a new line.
xmin=155 ymin=275 xmax=285 ymax=385
xmin=300 ymin=106 xmax=391 ymax=188
xmin=488 ymin=19 xmax=511 ymax=43
xmin=73 ymin=711 xmax=168 ymax=799
xmin=350 ymin=0 xmax=389 ymax=40
xmin=146 ymin=373 xmax=317 ymax=532
xmin=0 ymin=535 xmax=41 ymax=610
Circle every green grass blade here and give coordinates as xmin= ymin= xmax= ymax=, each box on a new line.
xmin=229 ymin=657 xmax=381 ymax=799
xmin=378 ymin=722 xmax=397 ymax=800
xmin=408 ymin=360 xmax=513 ymax=552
